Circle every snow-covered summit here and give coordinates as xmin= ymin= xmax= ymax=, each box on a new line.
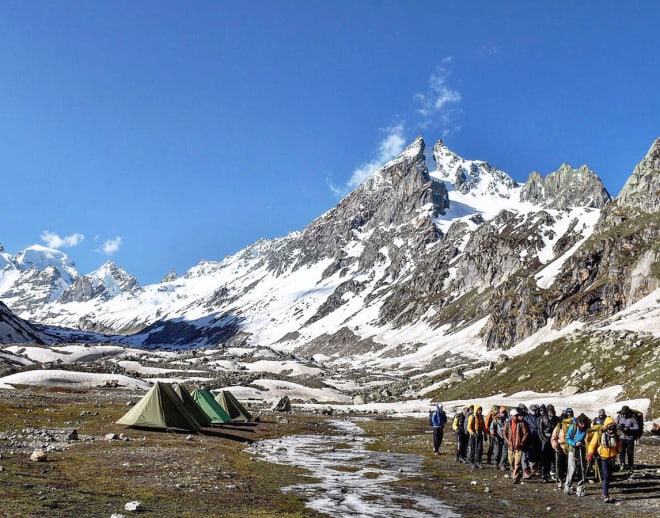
xmin=431 ymin=140 xmax=519 ymax=198
xmin=14 ymin=244 xmax=78 ymax=283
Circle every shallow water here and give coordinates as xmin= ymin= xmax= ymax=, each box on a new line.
xmin=246 ymin=419 xmax=459 ymax=517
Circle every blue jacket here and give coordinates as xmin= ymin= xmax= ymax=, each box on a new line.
xmin=431 ymin=405 xmax=447 ymax=427
xmin=566 ymin=422 xmax=587 ymax=451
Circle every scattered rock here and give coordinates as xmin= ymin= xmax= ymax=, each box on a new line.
xmin=105 ymin=433 xmax=118 ymax=441
xmin=272 ymin=396 xmax=291 ymax=412
xmin=67 ymin=429 xmax=79 ymax=441
xmin=124 ymin=500 xmax=144 ymax=512
xmin=30 ymin=450 xmax=47 ymax=462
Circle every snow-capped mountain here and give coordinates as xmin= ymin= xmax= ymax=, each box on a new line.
xmin=0 ymin=137 xmax=658 ymax=373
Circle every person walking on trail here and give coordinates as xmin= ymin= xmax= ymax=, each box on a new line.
xmin=593 ymin=408 xmax=607 ymax=425
xmin=490 ymin=407 xmax=509 ymax=470
xmin=552 ymin=407 xmax=574 ymax=489
xmin=430 ymin=403 xmax=447 ymax=455
xmin=504 ymin=409 xmax=529 ymax=484
xmin=539 ymin=404 xmax=559 ymax=483
xmin=452 ymin=407 xmax=469 ymax=463
xmin=564 ymin=413 xmax=589 ymax=495
xmin=467 ymin=404 xmax=487 ymax=469
xmin=615 ymin=405 xmax=639 ymax=475
xmin=588 ymin=416 xmax=622 ymax=503
xmin=484 ymin=405 xmax=498 ymax=464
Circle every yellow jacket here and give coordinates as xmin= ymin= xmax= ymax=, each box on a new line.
xmin=467 ymin=404 xmax=487 ymax=435
xmin=587 ymin=417 xmax=622 ymax=460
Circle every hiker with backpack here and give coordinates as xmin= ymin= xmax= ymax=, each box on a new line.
xmin=564 ymin=413 xmax=590 ymax=495
xmin=593 ymin=409 xmax=607 ymax=425
xmin=484 ymin=405 xmax=499 ymax=464
xmin=504 ymin=408 xmax=529 ymax=484
xmin=539 ymin=404 xmax=559 ymax=483
xmin=523 ymin=403 xmax=542 ymax=478
xmin=467 ymin=404 xmax=488 ymax=469
xmin=429 ymin=403 xmax=447 ymax=455
xmin=452 ymin=406 xmax=469 ymax=463
xmin=587 ymin=416 xmax=622 ymax=503
xmin=551 ymin=411 xmax=570 ymax=489
xmin=615 ymin=405 xmax=640 ymax=474
xmin=490 ymin=406 xmax=509 ymax=470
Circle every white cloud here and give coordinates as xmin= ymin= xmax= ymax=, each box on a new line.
xmin=341 ymin=124 xmax=407 ymax=194
xmin=414 ymin=58 xmax=462 ymax=131
xmin=100 ymin=237 xmax=122 ymax=255
xmin=40 ymin=231 xmax=85 ymax=248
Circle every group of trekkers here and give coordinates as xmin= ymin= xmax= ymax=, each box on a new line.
xmin=429 ymin=402 xmax=643 ymax=503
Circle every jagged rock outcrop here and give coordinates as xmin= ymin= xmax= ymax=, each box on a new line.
xmin=616 ymin=138 xmax=660 ymax=213
xmin=520 ymin=164 xmax=611 ymax=209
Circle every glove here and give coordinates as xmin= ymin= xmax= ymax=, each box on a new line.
xmin=587 ymin=453 xmax=593 ymax=462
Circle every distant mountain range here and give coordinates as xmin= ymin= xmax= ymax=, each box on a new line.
xmin=1 ymin=137 xmax=658 ymax=369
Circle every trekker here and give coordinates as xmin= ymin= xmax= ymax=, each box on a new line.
xmin=552 ymin=407 xmax=574 ymax=489
xmin=452 ymin=407 xmax=469 ymax=463
xmin=504 ymin=409 xmax=529 ymax=484
xmin=490 ymin=406 xmax=509 ymax=470
xmin=484 ymin=405 xmax=498 ymax=464
xmin=539 ymin=404 xmax=559 ymax=482
xmin=523 ymin=403 xmax=542 ymax=478
xmin=588 ymin=417 xmax=621 ymax=503
xmin=430 ymin=403 xmax=447 ymax=454
xmin=564 ymin=413 xmax=589 ymax=495
xmin=467 ymin=404 xmax=487 ymax=469
xmin=593 ymin=409 xmax=607 ymax=425
xmin=615 ymin=405 xmax=639 ymax=474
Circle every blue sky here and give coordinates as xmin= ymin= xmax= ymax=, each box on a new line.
xmin=1 ymin=1 xmax=658 ymax=285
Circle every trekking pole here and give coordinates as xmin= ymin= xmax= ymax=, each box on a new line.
xmin=577 ymin=447 xmax=586 ymax=497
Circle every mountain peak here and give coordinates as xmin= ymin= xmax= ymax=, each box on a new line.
xmin=520 ymin=162 xmax=611 ymax=209
xmin=616 ymin=137 xmax=660 ymax=212
xmin=431 ymin=140 xmax=518 ymax=197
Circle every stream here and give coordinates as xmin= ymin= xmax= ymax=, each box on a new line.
xmin=246 ymin=419 xmax=459 ymax=517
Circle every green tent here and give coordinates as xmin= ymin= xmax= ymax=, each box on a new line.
xmin=116 ymin=381 xmax=202 ymax=432
xmin=191 ymin=388 xmax=231 ymax=424
xmin=214 ymin=390 xmax=252 ymax=422
xmin=172 ymin=383 xmax=212 ymax=427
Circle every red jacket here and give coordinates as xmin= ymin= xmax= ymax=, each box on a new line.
xmin=504 ymin=418 xmax=529 ymax=451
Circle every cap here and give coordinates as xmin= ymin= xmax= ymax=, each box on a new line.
xmin=621 ymin=405 xmax=630 ymax=414
xmin=438 ymin=403 xmax=444 ymax=410
xmin=577 ymin=413 xmax=588 ymax=426
xmin=565 ymin=407 xmax=574 ymax=415
xmin=598 ymin=408 xmax=606 ymax=417
xmin=547 ymin=404 xmax=556 ymax=414
xmin=530 ymin=404 xmax=540 ymax=412
xmin=510 ymin=409 xmax=519 ymax=416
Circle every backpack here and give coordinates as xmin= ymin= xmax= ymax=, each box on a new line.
xmin=630 ymin=409 xmax=644 ymax=439
xmin=558 ymin=417 xmax=574 ymax=454
xmin=463 ymin=410 xmax=472 ymax=434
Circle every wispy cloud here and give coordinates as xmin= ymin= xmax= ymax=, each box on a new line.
xmin=328 ymin=124 xmax=407 ymax=197
xmin=414 ymin=57 xmax=462 ymax=135
xmin=40 ymin=231 xmax=85 ymax=248
xmin=100 ymin=237 xmax=122 ymax=255
xmin=328 ymin=58 xmax=462 ymax=197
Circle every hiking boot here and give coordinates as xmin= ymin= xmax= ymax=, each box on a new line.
xmin=604 ymin=496 xmax=613 ymax=503
xmin=476 ymin=463 xmax=484 ymax=469
xmin=564 ymin=486 xmax=573 ymax=495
